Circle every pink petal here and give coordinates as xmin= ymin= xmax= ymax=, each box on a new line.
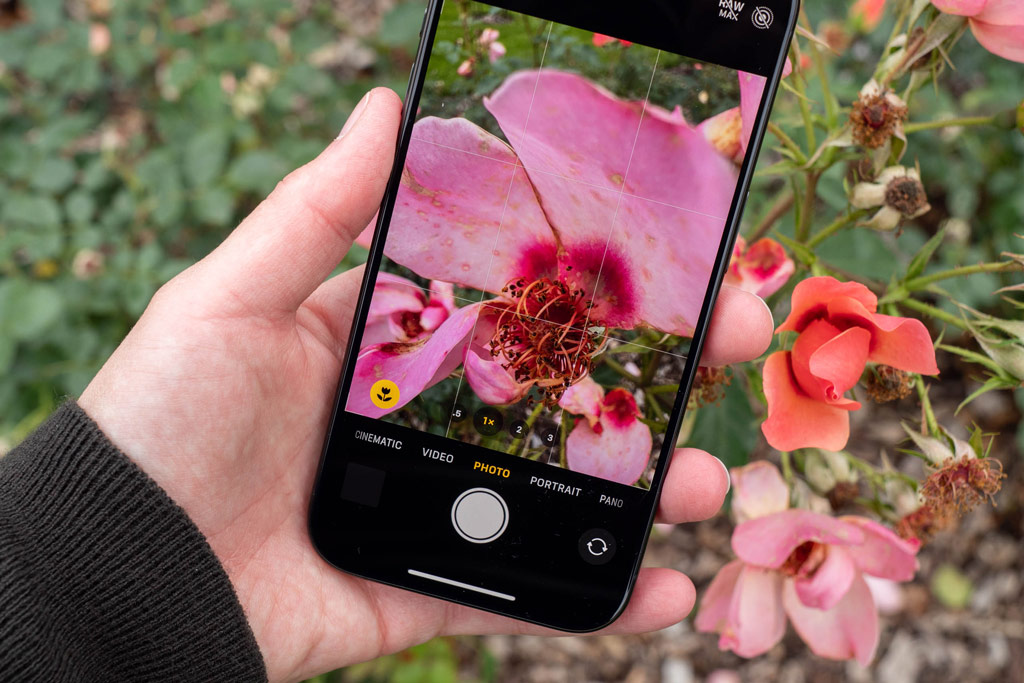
xmin=783 ymin=573 xmax=880 ymax=666
xmin=730 ymin=461 xmax=790 ymax=523
xmin=346 ymin=303 xmax=482 ymax=418
xmin=931 ymin=0 xmax=988 ymax=17
xmin=825 ymin=297 xmax=939 ymax=375
xmin=383 ymin=116 xmax=558 ymax=295
xmin=463 ymin=343 xmax=531 ymax=405
xmin=558 ymin=376 xmax=605 ymax=426
xmin=840 ymin=517 xmax=920 ymax=581
xmin=777 ymin=277 xmax=878 ymax=333
xmin=973 ymin=0 xmax=1024 ymax=24
xmin=484 ymin=69 xmax=646 ymax=192
xmin=695 ymin=559 xmax=744 ymax=635
xmin=793 ymin=546 xmax=857 ymax=610
xmin=732 ymin=509 xmax=865 ymax=569
xmin=718 ymin=565 xmax=788 ymax=658
xmin=566 ymin=389 xmax=651 ymax=485
xmin=864 ymin=576 xmax=905 ymax=615
xmin=738 ymin=71 xmax=767 ymax=158
xmin=362 ymin=274 xmax=427 ymax=346
xmin=970 ymin=19 xmax=1024 ymax=62
xmin=484 ymin=69 xmax=738 ymax=335
xmin=761 ymin=352 xmax=853 ymax=452
xmin=594 ymin=198 xmax=728 ymax=333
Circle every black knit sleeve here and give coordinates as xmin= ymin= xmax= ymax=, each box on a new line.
xmin=0 ymin=401 xmax=267 ymax=682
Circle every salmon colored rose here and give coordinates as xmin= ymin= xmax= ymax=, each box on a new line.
xmin=761 ymin=277 xmax=938 ymax=452
xmin=932 ymin=0 xmax=1024 ymax=62
xmin=696 ymin=461 xmax=920 ymax=665
xmin=850 ymin=0 xmax=887 ymax=31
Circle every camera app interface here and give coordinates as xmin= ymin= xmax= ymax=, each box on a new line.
xmin=345 ymin=0 xmax=767 ymax=490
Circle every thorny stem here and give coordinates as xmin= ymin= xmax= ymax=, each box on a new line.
xmin=780 ymin=451 xmax=794 ymax=483
xmin=803 ymin=11 xmax=838 ymax=128
xmin=797 ymin=172 xmax=820 ymax=243
xmin=917 ymin=376 xmax=940 ymax=437
xmin=768 ymin=122 xmax=807 ymax=164
xmin=899 ymin=297 xmax=968 ymax=330
xmin=806 ymin=209 xmax=871 ymax=248
xmin=749 ymin=191 xmax=796 ymax=242
xmin=903 ymin=261 xmax=1021 ymax=291
xmin=904 ymin=115 xmax=996 ymax=133
xmin=604 ymin=356 xmax=639 ymax=380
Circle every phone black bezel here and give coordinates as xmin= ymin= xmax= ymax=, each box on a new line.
xmin=310 ymin=0 xmax=800 ymax=633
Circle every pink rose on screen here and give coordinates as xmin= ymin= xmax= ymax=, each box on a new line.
xmin=699 ymin=60 xmax=788 ymax=163
xmin=361 ymin=274 xmax=456 ymax=347
xmin=478 ymin=27 xmax=506 ymax=63
xmin=349 ymin=69 xmax=754 ymax=420
xmin=558 ymin=377 xmax=652 ymax=485
xmin=695 ymin=461 xmax=920 ymax=665
xmin=932 ymin=0 xmax=1024 ymax=62
xmin=724 ymin=235 xmax=794 ymax=298
xmin=761 ymin=277 xmax=938 ymax=452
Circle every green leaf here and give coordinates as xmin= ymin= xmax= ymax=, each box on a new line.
xmin=378 ymin=1 xmax=426 ymax=52
xmin=193 ymin=186 xmax=236 ymax=225
xmin=931 ymin=564 xmax=973 ymax=610
xmin=65 ymin=191 xmax=96 ymax=225
xmin=0 ymin=280 xmax=64 ymax=340
xmin=774 ymin=231 xmax=816 ymax=267
xmin=1 ymin=193 xmax=62 ymax=228
xmin=906 ymin=227 xmax=947 ymax=280
xmin=183 ymin=128 xmax=230 ymax=187
xmin=685 ymin=378 xmax=757 ymax=469
xmin=226 ymin=150 xmax=290 ymax=194
xmin=30 ymin=157 xmax=77 ymax=193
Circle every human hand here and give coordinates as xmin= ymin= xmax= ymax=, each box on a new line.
xmin=79 ymin=88 xmax=774 ymax=683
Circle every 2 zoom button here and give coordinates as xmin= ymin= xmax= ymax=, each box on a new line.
xmin=578 ymin=528 xmax=616 ymax=565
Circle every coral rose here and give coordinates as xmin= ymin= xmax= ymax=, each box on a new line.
xmin=932 ymin=0 xmax=1024 ymax=62
xmin=695 ymin=461 xmax=920 ymax=665
xmin=761 ymin=277 xmax=938 ymax=451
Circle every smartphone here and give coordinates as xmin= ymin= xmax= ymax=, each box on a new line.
xmin=310 ymin=0 xmax=797 ymax=632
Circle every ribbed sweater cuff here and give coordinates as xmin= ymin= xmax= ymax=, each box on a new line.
xmin=0 ymin=401 xmax=267 ymax=682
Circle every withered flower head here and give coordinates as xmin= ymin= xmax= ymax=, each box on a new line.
xmin=919 ymin=454 xmax=1005 ymax=516
xmin=687 ymin=365 xmax=731 ymax=409
xmin=851 ymin=166 xmax=931 ymax=231
xmin=896 ymin=503 xmax=951 ymax=543
xmin=850 ymin=79 xmax=908 ymax=149
xmin=864 ymin=364 xmax=915 ymax=402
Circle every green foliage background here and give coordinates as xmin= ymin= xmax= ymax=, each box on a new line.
xmin=2 ymin=0 xmax=1022 ymax=679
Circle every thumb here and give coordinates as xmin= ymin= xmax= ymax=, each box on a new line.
xmin=194 ymin=87 xmax=401 ymax=315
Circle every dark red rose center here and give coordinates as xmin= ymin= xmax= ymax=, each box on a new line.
xmin=491 ymin=277 xmax=606 ymax=406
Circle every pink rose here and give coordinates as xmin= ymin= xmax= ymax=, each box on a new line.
xmin=695 ymin=461 xmax=920 ymax=665
xmin=932 ymin=0 xmax=1024 ymax=62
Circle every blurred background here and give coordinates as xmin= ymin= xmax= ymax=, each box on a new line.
xmin=2 ymin=0 xmax=1022 ymax=680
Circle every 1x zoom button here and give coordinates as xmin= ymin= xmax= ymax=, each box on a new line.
xmin=451 ymin=488 xmax=508 ymax=544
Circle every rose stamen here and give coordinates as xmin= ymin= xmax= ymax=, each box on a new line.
xmin=491 ymin=277 xmax=606 ymax=406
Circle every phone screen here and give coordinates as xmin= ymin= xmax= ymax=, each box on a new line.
xmin=312 ymin=0 xmax=794 ymax=632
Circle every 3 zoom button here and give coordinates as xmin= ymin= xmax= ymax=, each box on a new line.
xmin=578 ymin=528 xmax=616 ymax=565
xmin=451 ymin=488 xmax=509 ymax=544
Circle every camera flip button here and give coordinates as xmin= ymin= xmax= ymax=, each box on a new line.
xmin=451 ymin=488 xmax=509 ymax=544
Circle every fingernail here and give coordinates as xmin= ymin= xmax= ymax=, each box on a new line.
xmin=338 ymin=91 xmax=372 ymax=139
xmin=714 ymin=456 xmax=732 ymax=493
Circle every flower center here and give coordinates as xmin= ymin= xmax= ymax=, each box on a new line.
xmin=780 ymin=541 xmax=828 ymax=578
xmin=491 ymin=277 xmax=606 ymax=406
xmin=885 ymin=176 xmax=927 ymax=215
xmin=398 ymin=310 xmax=424 ymax=339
